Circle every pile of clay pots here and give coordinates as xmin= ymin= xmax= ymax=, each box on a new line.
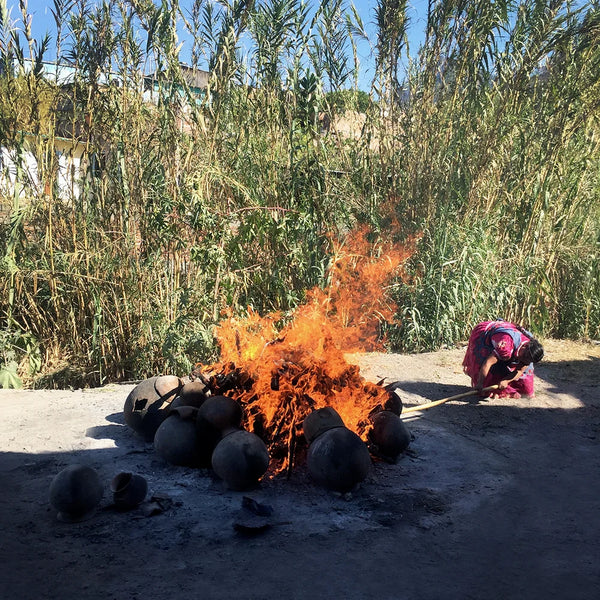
xmin=303 ymin=403 xmax=411 ymax=493
xmin=123 ymin=375 xmax=270 ymax=491
xmin=303 ymin=407 xmax=371 ymax=493
xmin=123 ymin=374 xmax=411 ymax=494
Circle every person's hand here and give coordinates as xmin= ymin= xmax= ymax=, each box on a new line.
xmin=497 ymin=380 xmax=509 ymax=390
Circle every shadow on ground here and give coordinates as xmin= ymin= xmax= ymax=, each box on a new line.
xmin=1 ymin=347 xmax=600 ymax=600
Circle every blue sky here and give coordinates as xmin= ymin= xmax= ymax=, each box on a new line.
xmin=347 ymin=0 xmax=430 ymax=85
xmin=5 ymin=0 xmax=430 ymax=88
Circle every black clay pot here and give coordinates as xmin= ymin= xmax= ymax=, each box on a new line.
xmin=49 ymin=464 xmax=104 ymax=522
xmin=195 ymin=396 xmax=243 ymax=468
xmin=307 ymin=427 xmax=372 ymax=493
xmin=197 ymin=395 xmax=243 ymax=431
xmin=170 ymin=380 xmax=208 ymax=410
xmin=303 ymin=406 xmax=345 ymax=444
xmin=124 ymin=375 xmax=182 ymax=441
xmin=211 ymin=429 xmax=270 ymax=491
xmin=154 ymin=407 xmax=203 ymax=467
xmin=155 ymin=374 xmax=183 ymax=397
xmin=368 ymin=411 xmax=410 ymax=461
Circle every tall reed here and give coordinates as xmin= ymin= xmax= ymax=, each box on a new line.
xmin=0 ymin=0 xmax=598 ymax=387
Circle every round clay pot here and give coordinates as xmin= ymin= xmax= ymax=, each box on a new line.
xmin=307 ymin=427 xmax=372 ymax=493
xmin=211 ymin=430 xmax=270 ymax=490
xmin=124 ymin=375 xmax=183 ymax=441
xmin=154 ymin=407 xmax=202 ymax=467
xmin=49 ymin=464 xmax=104 ymax=522
xmin=110 ymin=472 xmax=148 ymax=510
xmin=197 ymin=395 xmax=243 ymax=431
xmin=170 ymin=380 xmax=208 ymax=410
xmin=368 ymin=411 xmax=410 ymax=460
xmin=154 ymin=374 xmax=183 ymax=397
xmin=179 ymin=381 xmax=208 ymax=408
xmin=303 ymin=406 xmax=345 ymax=444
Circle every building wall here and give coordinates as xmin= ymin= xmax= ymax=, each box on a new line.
xmin=0 ymin=139 xmax=86 ymax=205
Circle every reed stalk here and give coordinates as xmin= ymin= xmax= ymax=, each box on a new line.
xmin=0 ymin=0 xmax=598 ymax=386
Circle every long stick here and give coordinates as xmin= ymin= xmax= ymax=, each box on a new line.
xmin=402 ymin=385 xmax=499 ymax=414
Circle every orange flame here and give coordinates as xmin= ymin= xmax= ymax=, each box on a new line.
xmin=199 ymin=227 xmax=413 ymax=470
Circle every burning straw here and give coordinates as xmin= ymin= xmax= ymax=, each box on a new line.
xmin=193 ymin=228 xmax=413 ymax=473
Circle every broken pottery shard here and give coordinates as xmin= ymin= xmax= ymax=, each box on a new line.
xmin=233 ymin=496 xmax=275 ymax=534
xmin=242 ymin=496 xmax=274 ymax=516
xmin=141 ymin=493 xmax=174 ymax=517
xmin=233 ymin=517 xmax=271 ymax=534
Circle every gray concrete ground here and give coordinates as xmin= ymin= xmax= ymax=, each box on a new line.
xmin=1 ymin=340 xmax=599 ymax=600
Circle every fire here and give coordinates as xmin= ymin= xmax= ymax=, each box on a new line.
xmin=195 ymin=227 xmax=413 ymax=472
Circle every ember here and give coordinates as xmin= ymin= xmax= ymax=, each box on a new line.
xmin=190 ymin=228 xmax=414 ymax=476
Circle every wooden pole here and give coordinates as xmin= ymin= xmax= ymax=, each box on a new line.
xmin=401 ymin=385 xmax=500 ymax=414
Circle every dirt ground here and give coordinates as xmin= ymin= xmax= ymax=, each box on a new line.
xmin=1 ymin=339 xmax=599 ymax=600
